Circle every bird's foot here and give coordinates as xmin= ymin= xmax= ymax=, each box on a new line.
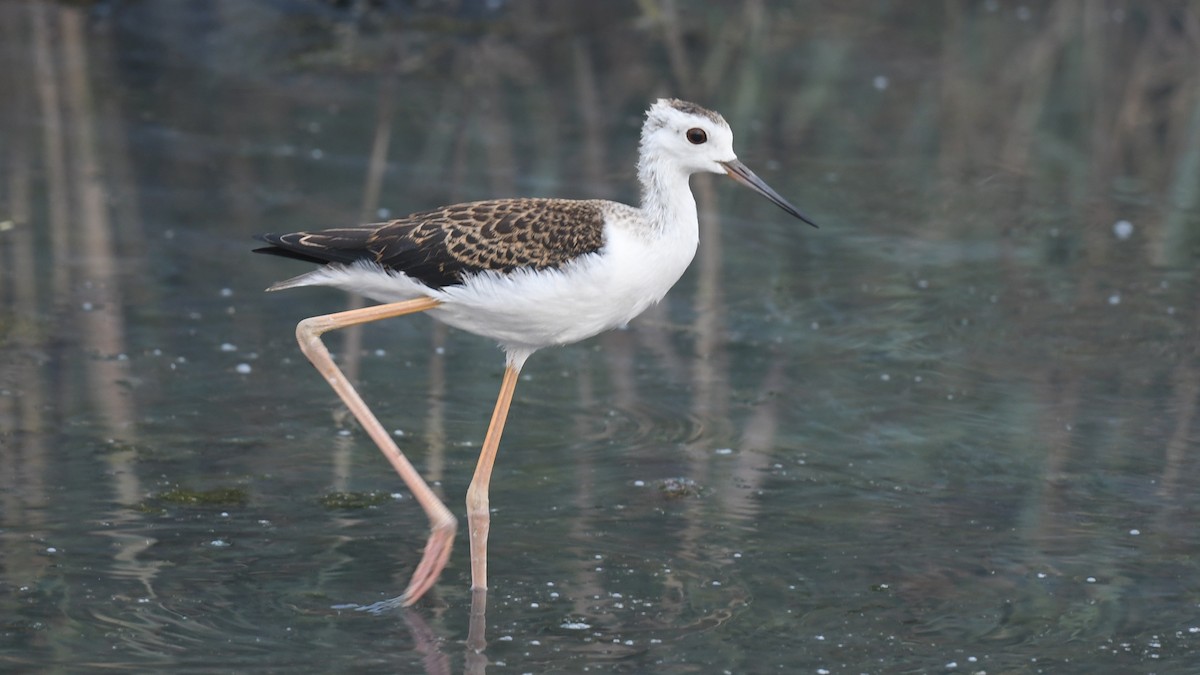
xmin=399 ymin=512 xmax=457 ymax=606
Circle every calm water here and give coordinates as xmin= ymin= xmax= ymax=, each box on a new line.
xmin=3 ymin=1 xmax=1200 ymax=673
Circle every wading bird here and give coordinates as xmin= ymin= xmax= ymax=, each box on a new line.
xmin=254 ymin=98 xmax=817 ymax=605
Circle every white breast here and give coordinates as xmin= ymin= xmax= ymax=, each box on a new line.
xmin=431 ymin=208 xmax=698 ymax=354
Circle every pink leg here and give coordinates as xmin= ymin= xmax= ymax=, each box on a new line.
xmin=465 ymin=363 xmax=522 ymax=592
xmin=294 ymin=297 xmax=454 ymax=606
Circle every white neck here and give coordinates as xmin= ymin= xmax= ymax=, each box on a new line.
xmin=636 ymin=152 xmax=701 ymax=246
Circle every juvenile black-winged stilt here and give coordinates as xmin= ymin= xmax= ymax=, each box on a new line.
xmin=254 ymin=98 xmax=817 ymax=605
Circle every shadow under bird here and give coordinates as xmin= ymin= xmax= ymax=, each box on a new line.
xmin=253 ymin=98 xmax=818 ymax=605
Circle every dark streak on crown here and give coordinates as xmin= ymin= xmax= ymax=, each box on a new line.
xmin=662 ymin=99 xmax=723 ymax=124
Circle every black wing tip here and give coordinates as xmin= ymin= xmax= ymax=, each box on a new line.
xmin=253 ymin=232 xmax=283 ymax=245
xmin=251 ymin=245 xmax=327 ymax=265
xmin=250 ymin=230 xmax=373 ymax=266
xmin=251 ymin=232 xmax=284 ymax=256
xmin=251 ymin=233 xmax=333 ymax=265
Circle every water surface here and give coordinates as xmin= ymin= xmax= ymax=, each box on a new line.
xmin=2 ymin=2 xmax=1199 ymax=672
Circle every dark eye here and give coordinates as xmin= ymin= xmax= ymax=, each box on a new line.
xmin=686 ymin=128 xmax=707 ymax=144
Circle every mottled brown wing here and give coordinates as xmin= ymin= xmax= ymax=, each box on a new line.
xmin=253 ymin=198 xmax=607 ymax=289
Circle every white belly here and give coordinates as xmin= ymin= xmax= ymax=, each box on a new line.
xmin=432 ymin=225 xmax=697 ymax=353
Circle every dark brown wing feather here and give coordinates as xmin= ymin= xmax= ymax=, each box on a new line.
xmin=253 ymin=198 xmax=607 ymax=289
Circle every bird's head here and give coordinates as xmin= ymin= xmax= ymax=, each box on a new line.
xmin=640 ymin=98 xmax=817 ymax=227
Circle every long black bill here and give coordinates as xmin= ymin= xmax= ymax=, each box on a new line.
xmin=720 ymin=159 xmax=818 ymax=228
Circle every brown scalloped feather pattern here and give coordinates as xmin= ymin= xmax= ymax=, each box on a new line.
xmin=256 ymin=198 xmax=607 ymax=289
